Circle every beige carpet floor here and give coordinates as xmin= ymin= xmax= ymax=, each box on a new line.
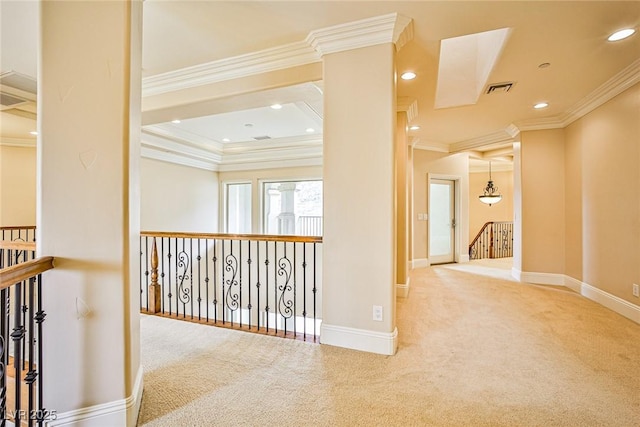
xmin=138 ymin=262 xmax=640 ymax=426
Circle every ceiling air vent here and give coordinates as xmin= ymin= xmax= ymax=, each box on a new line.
xmin=253 ymin=135 xmax=271 ymax=141
xmin=0 ymin=92 xmax=29 ymax=108
xmin=486 ymin=82 xmax=515 ymax=94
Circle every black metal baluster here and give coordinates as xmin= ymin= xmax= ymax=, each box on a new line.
xmin=35 ymin=274 xmax=46 ymax=427
xmin=25 ymin=277 xmax=36 ymax=427
xmin=160 ymin=238 xmax=166 ymax=314
xmin=313 ymin=242 xmax=318 ymax=341
xmin=189 ymin=238 xmax=194 ymax=320
xmin=293 ymin=242 xmax=297 ymax=338
xmin=0 ymin=288 xmax=8 ymax=426
xmin=167 ymin=238 xmax=173 ymax=316
xmin=247 ymin=240 xmax=252 ymax=330
xmin=222 ymin=239 xmax=226 ymax=324
xmin=256 ymin=241 xmax=261 ymax=331
xmin=274 ymin=241 xmax=278 ymax=335
xmin=265 ymin=241 xmax=270 ymax=333
xmin=213 ymin=239 xmax=218 ymax=323
xmin=239 ymin=240 xmax=243 ymax=328
xmin=197 ymin=239 xmax=202 ymax=321
xmin=303 ymin=242 xmax=307 ymax=340
xmin=12 ymin=281 xmax=25 ymax=421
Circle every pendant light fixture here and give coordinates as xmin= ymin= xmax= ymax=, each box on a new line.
xmin=479 ymin=161 xmax=502 ymax=206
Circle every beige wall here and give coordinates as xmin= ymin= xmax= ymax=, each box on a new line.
xmin=565 ymin=82 xmax=640 ymax=303
xmin=0 ymin=145 xmax=36 ymax=227
xmin=412 ymin=149 xmax=470 ymax=262
xmin=218 ymin=165 xmax=322 ymax=233
xmin=141 ymin=158 xmax=219 ymax=232
xmin=520 ymin=129 xmax=565 ymax=274
xmin=469 ymin=169 xmax=514 ymax=242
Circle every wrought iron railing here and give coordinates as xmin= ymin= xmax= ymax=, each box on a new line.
xmin=469 ymin=221 xmax=513 ymax=260
xmin=1 ymin=241 xmax=36 ymax=271
xmin=0 ymin=227 xmax=36 ymax=243
xmin=140 ymin=232 xmax=323 ymax=341
xmin=0 ymin=256 xmax=54 ymax=426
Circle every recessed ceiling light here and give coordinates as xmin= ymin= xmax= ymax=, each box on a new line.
xmin=409 ymin=125 xmax=420 ymax=130
xmin=29 ymin=131 xmax=38 ymax=135
xmin=534 ymin=102 xmax=549 ymax=109
xmin=401 ymin=72 xmax=417 ymax=80
xmin=608 ymin=28 xmax=636 ymax=42
xmin=222 ymin=138 xmax=230 ymax=142
xmin=270 ymin=104 xmax=283 ymax=110
xmin=306 ymin=128 xmax=315 ymax=133
xmin=171 ymin=119 xmax=181 ymax=124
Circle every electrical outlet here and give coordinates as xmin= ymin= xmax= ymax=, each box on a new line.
xmin=633 ymin=284 xmax=639 ymax=298
xmin=373 ymin=305 xmax=383 ymax=321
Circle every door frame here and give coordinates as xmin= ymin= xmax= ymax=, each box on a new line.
xmin=427 ymin=174 xmax=462 ymax=264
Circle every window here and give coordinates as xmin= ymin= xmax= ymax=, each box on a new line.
xmin=226 ymin=182 xmax=251 ymax=233
xmin=263 ymin=180 xmax=322 ymax=236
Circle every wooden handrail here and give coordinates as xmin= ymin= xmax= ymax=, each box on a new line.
xmin=141 ymin=231 xmax=322 ymax=244
xmin=0 ymin=241 xmax=36 ymax=251
xmin=0 ymin=256 xmax=54 ymax=290
xmin=469 ymin=222 xmax=493 ymax=250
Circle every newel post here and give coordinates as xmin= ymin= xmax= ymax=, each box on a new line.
xmin=488 ymin=224 xmax=495 ymax=259
xmin=148 ymin=237 xmax=161 ymax=313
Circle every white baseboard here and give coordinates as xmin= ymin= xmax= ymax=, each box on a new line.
xmin=47 ymin=366 xmax=143 ymax=427
xmin=580 ymin=281 xmax=640 ymax=324
xmin=516 ymin=270 xmax=640 ymax=325
xmin=519 ymin=271 xmax=565 ymax=286
xmin=396 ymin=277 xmax=410 ymax=298
xmin=412 ymin=258 xmax=429 ymax=269
xmin=320 ymin=323 xmax=398 ymax=355
xmin=459 ymin=254 xmax=470 ymax=263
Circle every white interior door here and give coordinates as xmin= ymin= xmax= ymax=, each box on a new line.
xmin=429 ymin=179 xmax=456 ymax=264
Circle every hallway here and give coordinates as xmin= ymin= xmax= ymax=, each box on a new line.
xmin=138 ymin=264 xmax=640 ymax=426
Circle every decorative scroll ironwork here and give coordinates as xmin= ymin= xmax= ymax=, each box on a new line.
xmin=277 ymin=256 xmax=293 ymax=320
xmin=469 ymin=221 xmax=513 ymax=260
xmin=176 ymin=251 xmax=191 ymax=305
xmin=224 ymin=253 xmax=239 ymax=312
xmin=139 ymin=232 xmax=322 ymax=341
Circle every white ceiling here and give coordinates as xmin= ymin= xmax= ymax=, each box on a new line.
xmin=1 ymin=1 xmax=639 ymax=169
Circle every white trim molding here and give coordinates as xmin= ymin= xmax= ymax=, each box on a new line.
xmin=412 ymin=258 xmax=429 ymax=269
xmin=397 ymin=277 xmax=411 ymax=298
xmin=320 ymin=324 xmax=398 ymax=355
xmin=0 ymin=137 xmax=36 ymax=148
xmin=47 ymin=367 xmax=143 ymax=427
xmin=515 ymin=271 xmax=640 ymax=325
xmin=142 ymin=41 xmax=320 ymax=97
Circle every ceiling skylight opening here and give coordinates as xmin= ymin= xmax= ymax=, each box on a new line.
xmin=171 ymin=119 xmax=181 ymax=124
xmin=534 ymin=102 xmax=549 ymax=109
xmin=270 ymin=104 xmax=283 ymax=110
xmin=401 ymin=72 xmax=416 ymax=80
xmin=608 ymin=28 xmax=636 ymax=42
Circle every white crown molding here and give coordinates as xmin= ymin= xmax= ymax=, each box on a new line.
xmin=142 ymin=41 xmax=320 ymax=97
xmin=141 ymin=146 xmax=219 ymax=172
xmin=307 ymin=13 xmax=413 ymax=57
xmin=0 ymin=137 xmax=36 ymax=147
xmin=413 ymin=140 xmax=449 ymax=152
xmin=217 ymin=156 xmax=322 ymax=173
xmin=397 ymin=97 xmax=418 ymax=123
xmin=141 ymin=131 xmax=222 ymax=163
xmin=144 ymin=125 xmax=224 ymax=152
xmin=449 ymin=129 xmax=515 ymax=153
xmin=515 ymin=57 xmax=640 ymax=132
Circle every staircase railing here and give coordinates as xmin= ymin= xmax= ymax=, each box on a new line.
xmin=0 ymin=256 xmax=55 ymax=426
xmin=469 ymin=221 xmax=514 ymax=260
xmin=1 ymin=241 xmax=37 ymax=271
xmin=0 ymin=227 xmax=36 ymax=243
xmin=140 ymin=232 xmax=323 ymax=341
